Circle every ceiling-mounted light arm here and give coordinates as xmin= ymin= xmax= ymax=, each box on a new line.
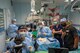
xmin=64 ymin=0 xmax=74 ymax=10
xmin=11 ymin=0 xmax=13 ymax=6
xmin=41 ymin=0 xmax=53 ymax=5
xmin=71 ymin=0 xmax=80 ymax=11
xmin=30 ymin=0 xmax=38 ymax=15
xmin=31 ymin=0 xmax=36 ymax=12
xmin=64 ymin=0 xmax=74 ymax=2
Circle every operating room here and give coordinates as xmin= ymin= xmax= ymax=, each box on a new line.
xmin=0 ymin=0 xmax=80 ymax=53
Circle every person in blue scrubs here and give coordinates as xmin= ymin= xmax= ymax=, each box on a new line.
xmin=7 ymin=19 xmax=18 ymax=38
xmin=18 ymin=25 xmax=33 ymax=40
xmin=33 ymin=21 xmax=52 ymax=51
xmin=6 ymin=36 xmax=34 ymax=53
xmin=6 ymin=25 xmax=34 ymax=53
xmin=26 ymin=24 xmax=32 ymax=33
xmin=52 ymin=19 xmax=63 ymax=47
xmin=37 ymin=21 xmax=52 ymax=38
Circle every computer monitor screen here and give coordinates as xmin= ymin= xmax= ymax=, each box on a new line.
xmin=48 ymin=48 xmax=69 ymax=53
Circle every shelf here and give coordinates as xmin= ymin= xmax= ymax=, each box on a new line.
xmin=0 ymin=8 xmax=4 ymax=32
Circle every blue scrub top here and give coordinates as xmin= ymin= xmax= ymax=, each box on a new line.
xmin=7 ymin=24 xmax=18 ymax=38
xmin=7 ymin=37 xmax=34 ymax=53
xmin=37 ymin=26 xmax=52 ymax=38
xmin=53 ymin=24 xmax=63 ymax=31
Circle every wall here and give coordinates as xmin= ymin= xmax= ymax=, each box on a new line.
xmin=0 ymin=32 xmax=5 ymax=53
xmin=70 ymin=11 xmax=80 ymax=24
xmin=0 ymin=0 xmax=11 ymax=8
xmin=56 ymin=3 xmax=80 ymax=25
xmin=0 ymin=0 xmax=15 ymax=28
xmin=0 ymin=0 xmax=14 ymax=52
xmin=63 ymin=1 xmax=80 ymax=25
xmin=13 ymin=2 xmax=31 ymax=24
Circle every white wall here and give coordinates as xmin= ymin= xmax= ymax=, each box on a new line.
xmin=70 ymin=11 xmax=80 ymax=24
xmin=13 ymin=2 xmax=31 ymax=24
xmin=0 ymin=0 xmax=11 ymax=8
xmin=0 ymin=0 xmax=14 ymax=52
xmin=0 ymin=0 xmax=14 ymax=19
xmin=58 ymin=3 xmax=80 ymax=25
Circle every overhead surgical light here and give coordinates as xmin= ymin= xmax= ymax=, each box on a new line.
xmin=71 ymin=0 xmax=74 ymax=1
xmin=31 ymin=0 xmax=35 ymax=12
xmin=64 ymin=0 xmax=74 ymax=2
xmin=71 ymin=0 xmax=80 ymax=12
xmin=64 ymin=0 xmax=69 ymax=2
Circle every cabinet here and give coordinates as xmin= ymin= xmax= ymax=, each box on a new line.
xmin=0 ymin=8 xmax=4 ymax=32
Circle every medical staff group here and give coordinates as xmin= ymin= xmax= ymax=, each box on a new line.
xmin=5 ymin=18 xmax=78 ymax=53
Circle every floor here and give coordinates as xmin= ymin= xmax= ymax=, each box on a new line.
xmin=35 ymin=43 xmax=80 ymax=53
xmin=35 ymin=49 xmax=80 ymax=53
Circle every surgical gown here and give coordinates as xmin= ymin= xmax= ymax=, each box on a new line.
xmin=37 ymin=37 xmax=60 ymax=51
xmin=7 ymin=37 xmax=34 ymax=53
xmin=37 ymin=26 xmax=52 ymax=38
xmin=7 ymin=24 xmax=18 ymax=38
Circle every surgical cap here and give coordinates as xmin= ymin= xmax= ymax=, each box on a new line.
xmin=60 ymin=18 xmax=67 ymax=22
xmin=12 ymin=19 xmax=16 ymax=21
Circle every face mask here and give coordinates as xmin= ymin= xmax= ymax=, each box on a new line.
xmin=27 ymin=28 xmax=31 ymax=31
xmin=19 ymin=32 xmax=26 ymax=35
xmin=13 ymin=22 xmax=16 ymax=25
xmin=53 ymin=22 xmax=58 ymax=25
xmin=34 ymin=23 xmax=36 ymax=25
xmin=39 ymin=25 xmax=43 ymax=28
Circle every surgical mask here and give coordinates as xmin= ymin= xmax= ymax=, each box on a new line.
xmin=27 ymin=28 xmax=31 ymax=31
xmin=39 ymin=25 xmax=43 ymax=28
xmin=53 ymin=22 xmax=58 ymax=25
xmin=13 ymin=22 xmax=16 ymax=25
xmin=19 ymin=32 xmax=26 ymax=36
xmin=34 ymin=23 xmax=37 ymax=25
